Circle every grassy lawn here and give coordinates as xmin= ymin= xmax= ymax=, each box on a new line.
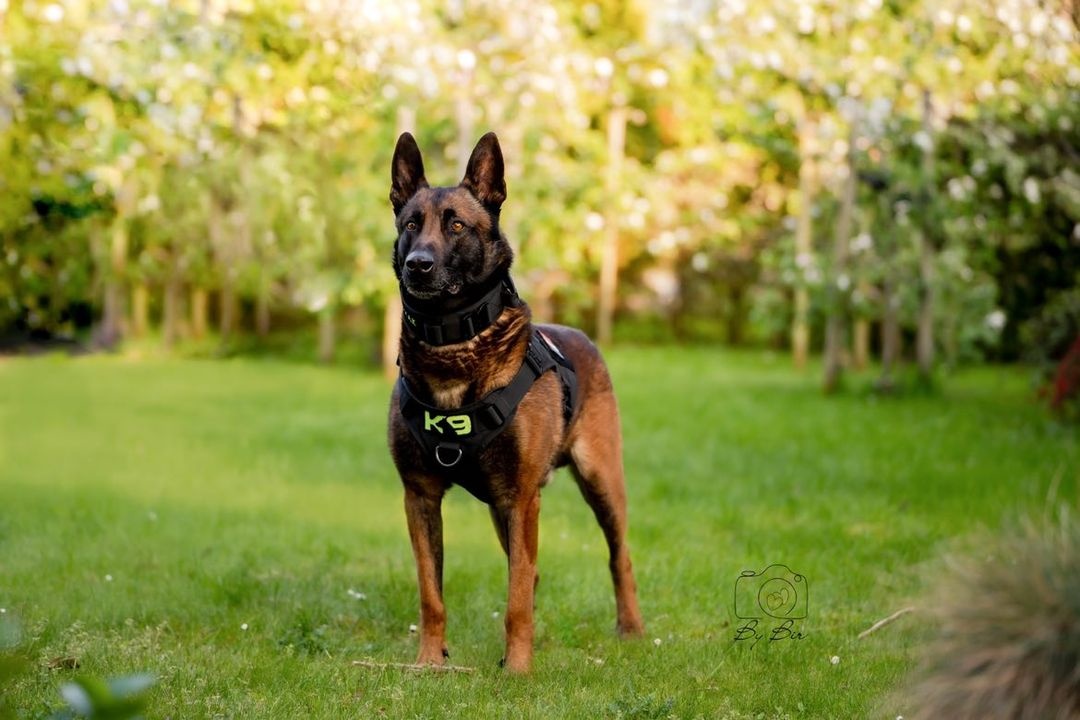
xmin=1 ymin=349 xmax=1077 ymax=718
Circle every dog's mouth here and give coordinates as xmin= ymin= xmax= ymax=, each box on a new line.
xmin=402 ymin=276 xmax=463 ymax=300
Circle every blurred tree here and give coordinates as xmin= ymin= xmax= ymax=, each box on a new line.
xmin=0 ymin=0 xmax=1075 ymax=377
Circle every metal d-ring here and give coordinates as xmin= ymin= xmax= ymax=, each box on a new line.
xmin=435 ymin=443 xmax=464 ymax=468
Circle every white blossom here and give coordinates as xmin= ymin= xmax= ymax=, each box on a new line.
xmin=1023 ymin=177 xmax=1041 ymax=204
xmin=42 ymin=4 xmax=65 ymax=22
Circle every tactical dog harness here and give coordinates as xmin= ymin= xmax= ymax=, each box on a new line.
xmin=396 ymin=280 xmax=578 ymax=503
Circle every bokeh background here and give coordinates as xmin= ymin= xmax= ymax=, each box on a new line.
xmin=2 ymin=0 xmax=1077 ymax=387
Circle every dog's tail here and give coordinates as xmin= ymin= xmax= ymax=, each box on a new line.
xmin=906 ymin=508 xmax=1080 ymax=719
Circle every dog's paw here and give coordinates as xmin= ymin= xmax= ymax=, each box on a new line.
xmin=617 ymin=618 xmax=646 ymax=637
xmin=415 ymin=645 xmax=449 ymax=666
xmin=502 ymin=656 xmax=531 ymax=674
xmin=501 ymin=647 xmax=532 ymax=674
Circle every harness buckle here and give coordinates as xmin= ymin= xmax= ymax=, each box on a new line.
xmin=434 ymin=443 xmax=464 ymax=468
xmin=483 ymin=404 xmax=504 ymax=428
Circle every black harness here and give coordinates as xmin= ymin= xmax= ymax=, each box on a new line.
xmin=396 ymin=281 xmax=578 ymax=504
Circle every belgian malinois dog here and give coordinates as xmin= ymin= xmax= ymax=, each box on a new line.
xmin=387 ymin=131 xmax=644 ymax=673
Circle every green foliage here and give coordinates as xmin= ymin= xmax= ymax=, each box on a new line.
xmin=0 ymin=0 xmax=1076 ymax=365
xmin=1021 ymin=283 xmax=1080 ymax=367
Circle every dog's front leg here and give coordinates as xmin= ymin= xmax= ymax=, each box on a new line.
xmin=403 ymin=483 xmax=448 ymax=665
xmin=502 ymin=489 xmax=540 ymax=673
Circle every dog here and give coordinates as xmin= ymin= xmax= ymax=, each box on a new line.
xmin=387 ymin=131 xmax=644 ymax=673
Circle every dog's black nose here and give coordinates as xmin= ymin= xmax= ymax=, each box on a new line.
xmin=405 ymin=251 xmax=434 ymax=274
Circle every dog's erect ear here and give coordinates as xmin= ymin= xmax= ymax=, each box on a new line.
xmin=460 ymin=132 xmax=506 ymax=211
xmin=390 ymin=132 xmax=428 ymax=214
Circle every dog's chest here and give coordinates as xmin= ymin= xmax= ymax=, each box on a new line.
xmin=429 ymin=380 xmax=469 ymax=407
xmin=423 ymin=362 xmax=517 ymax=408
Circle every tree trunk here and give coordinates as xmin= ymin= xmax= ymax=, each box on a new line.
xmin=209 ymin=198 xmax=239 ymax=341
xmin=916 ymin=238 xmax=935 ymax=379
xmin=131 ymin=282 xmax=150 ymax=338
xmin=597 ymin=105 xmax=627 ymax=347
xmin=853 ymin=315 xmax=870 ymax=370
xmin=915 ymin=89 xmax=936 ymax=385
xmin=219 ymin=284 xmax=237 ymax=340
xmin=99 ymin=219 xmax=128 ymax=348
xmin=878 ymin=277 xmax=901 ymax=392
xmin=943 ymin=302 xmax=958 ymax=369
xmin=823 ymin=127 xmax=857 ymax=394
xmin=255 ymin=281 xmax=271 ymax=338
xmin=792 ymin=118 xmax=817 ymax=370
xmin=163 ymin=271 xmax=183 ymax=349
xmin=101 ymin=282 xmax=124 ymax=348
xmin=318 ymin=306 xmax=336 ymax=364
xmin=727 ymin=285 xmax=746 ymax=346
xmin=191 ymin=287 xmax=208 ymax=339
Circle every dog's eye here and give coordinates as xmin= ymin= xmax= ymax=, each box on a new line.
xmin=405 ymin=221 xmax=418 ymax=232
xmin=450 ymin=220 xmax=465 ymax=233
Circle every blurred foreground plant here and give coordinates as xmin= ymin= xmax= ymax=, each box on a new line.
xmin=0 ymin=616 xmax=155 ymax=720
xmin=906 ymin=507 xmax=1080 ymax=719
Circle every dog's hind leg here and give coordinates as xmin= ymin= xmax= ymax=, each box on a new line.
xmin=404 ymin=482 xmax=449 ymax=665
xmin=569 ymin=392 xmax=645 ymax=637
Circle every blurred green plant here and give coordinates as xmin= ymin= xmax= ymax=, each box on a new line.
xmin=50 ymin=674 xmax=156 ymax=720
xmin=0 ymin=616 xmax=155 ymax=720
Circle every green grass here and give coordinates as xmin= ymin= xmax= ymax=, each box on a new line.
xmin=1 ymin=349 xmax=1077 ymax=718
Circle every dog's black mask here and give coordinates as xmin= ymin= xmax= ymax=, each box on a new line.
xmin=390 ymin=132 xmax=513 ymax=308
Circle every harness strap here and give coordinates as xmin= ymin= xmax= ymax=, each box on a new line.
xmin=397 ymin=330 xmax=577 ymax=503
xmin=538 ymin=330 xmax=578 ymax=424
xmin=400 ymin=276 xmax=519 ymax=346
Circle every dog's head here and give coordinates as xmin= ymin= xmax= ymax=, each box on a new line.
xmin=390 ymin=132 xmax=513 ymax=302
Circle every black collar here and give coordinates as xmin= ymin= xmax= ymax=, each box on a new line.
xmin=400 ymin=274 xmax=519 ymax=346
